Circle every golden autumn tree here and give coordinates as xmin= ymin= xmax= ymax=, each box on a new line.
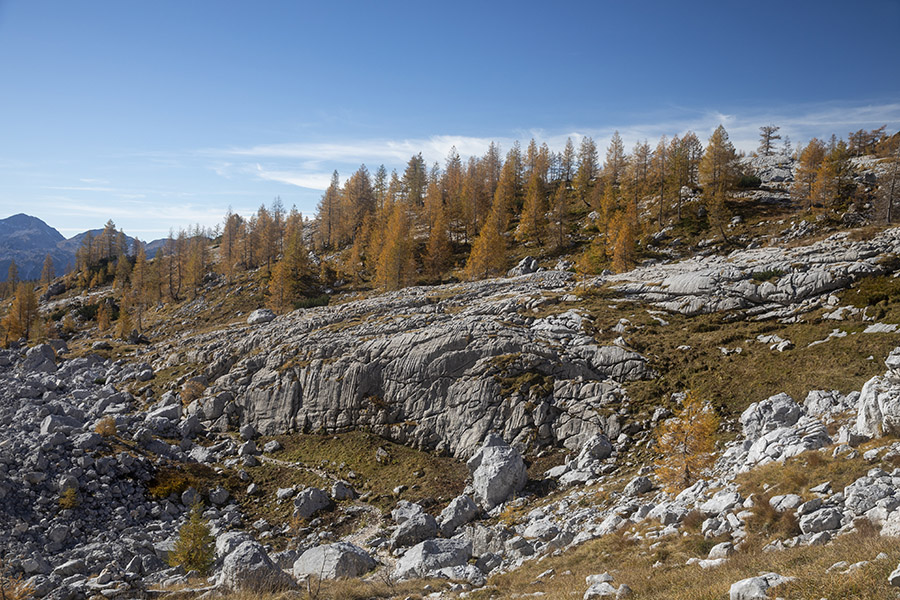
xmin=424 ymin=200 xmax=452 ymax=281
xmin=791 ymin=138 xmax=826 ymax=209
xmin=699 ymin=125 xmax=738 ymax=241
xmin=374 ymin=203 xmax=416 ymax=290
xmin=465 ymin=204 xmax=507 ymax=280
xmin=515 ymin=171 xmax=546 ymax=245
xmin=654 ymin=391 xmax=720 ymax=493
xmin=609 ymin=203 xmax=637 ymax=274
xmin=267 ymin=209 xmax=311 ymax=312
xmin=97 ymin=303 xmax=111 ymax=332
xmin=41 ymin=254 xmax=55 ymax=288
xmin=550 ymin=182 xmax=571 ymax=250
xmin=130 ymin=240 xmax=148 ymax=332
xmin=2 ymin=283 xmax=39 ymax=342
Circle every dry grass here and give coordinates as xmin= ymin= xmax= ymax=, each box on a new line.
xmin=267 ymin=431 xmax=468 ymax=512
xmin=735 ymin=449 xmax=872 ymax=501
xmin=94 ymin=415 xmax=117 ymax=437
xmin=471 ymin=526 xmax=900 ymax=600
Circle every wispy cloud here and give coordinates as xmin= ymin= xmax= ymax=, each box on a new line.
xmin=254 ymin=165 xmax=335 ymax=190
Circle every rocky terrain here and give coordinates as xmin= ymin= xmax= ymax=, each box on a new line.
xmin=6 ymin=161 xmax=900 ymax=598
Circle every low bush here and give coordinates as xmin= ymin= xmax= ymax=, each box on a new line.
xmin=94 ymin=416 xmax=117 ymax=437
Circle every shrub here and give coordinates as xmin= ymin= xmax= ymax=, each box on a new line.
xmin=737 ymin=174 xmax=762 ymax=189
xmin=181 ymin=380 xmax=207 ymax=405
xmin=293 ymin=294 xmax=330 ymax=310
xmin=744 ymin=494 xmax=801 ymax=541
xmin=0 ymin=560 xmax=35 ymax=600
xmin=750 ymin=268 xmax=786 ymax=283
xmin=94 ymin=416 xmax=117 ymax=437
xmin=58 ymin=487 xmax=80 ymax=510
xmin=169 ymin=501 xmax=215 ymax=576
xmin=148 ymin=468 xmax=191 ymax=499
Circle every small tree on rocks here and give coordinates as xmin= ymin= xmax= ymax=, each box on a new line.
xmin=654 ymin=390 xmax=719 ymax=493
xmin=169 ymin=501 xmax=215 ymax=576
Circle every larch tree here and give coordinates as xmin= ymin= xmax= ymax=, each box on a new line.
xmin=758 ymin=125 xmax=781 ymax=156
xmin=559 ymin=138 xmax=576 ymax=184
xmin=791 ymin=138 xmax=826 ymax=209
xmin=2 ymin=283 xmax=39 ymax=342
xmin=811 ymin=140 xmax=855 ymax=208
xmin=516 ymin=172 xmax=547 ymax=245
xmin=113 ymin=253 xmax=131 ymax=291
xmin=604 ymin=131 xmax=627 ymax=189
xmin=699 ymin=125 xmax=739 ymax=242
xmin=652 ymin=136 xmax=668 ymax=228
xmin=424 ymin=200 xmax=452 ymax=281
xmin=131 ymin=240 xmax=148 ymax=332
xmin=316 ymin=171 xmax=342 ymax=250
xmin=654 ymin=391 xmax=719 ymax=494
xmin=374 ymin=203 xmax=416 ymax=290
xmin=402 ymin=153 xmax=428 ymax=208
xmin=465 ymin=204 xmax=507 ymax=280
xmin=492 ymin=158 xmax=518 ymax=229
xmin=880 ymin=145 xmax=900 ymax=223
xmin=609 ymin=201 xmax=638 ymax=274
xmin=219 ymin=209 xmax=244 ymax=279
xmin=41 ymin=254 xmax=55 ymax=288
xmin=550 ymin=183 xmax=571 ymax=250
xmin=5 ymin=260 xmax=18 ymax=298
xmin=574 ymin=136 xmax=599 ymax=207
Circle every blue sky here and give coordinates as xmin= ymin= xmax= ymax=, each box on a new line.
xmin=0 ymin=0 xmax=898 ymax=240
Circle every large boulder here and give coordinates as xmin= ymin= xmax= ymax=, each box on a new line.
xmin=438 ymin=494 xmax=479 ymax=537
xmin=21 ymin=344 xmax=57 ymax=374
xmin=292 ymin=542 xmax=376 ymax=580
xmin=216 ymin=541 xmax=296 ymax=592
xmin=575 ymin=433 xmax=613 ymax=469
xmin=391 ymin=512 xmax=438 ymax=549
xmin=247 ymin=309 xmax=276 ymax=325
xmin=393 ymin=538 xmax=472 ymax=581
xmin=856 ymin=349 xmax=900 ymax=438
xmin=740 ymin=393 xmax=802 ymax=441
xmin=293 ymin=487 xmax=333 ymax=519
xmin=729 ymin=572 xmax=793 ymax=600
xmin=466 ymin=434 xmax=527 ymax=510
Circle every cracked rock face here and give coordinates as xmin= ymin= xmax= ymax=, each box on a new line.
xmin=612 ymin=227 xmax=900 ymax=317
xmin=168 ymin=272 xmax=652 ymax=458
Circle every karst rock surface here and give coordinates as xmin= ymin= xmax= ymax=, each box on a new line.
xmin=165 ymin=272 xmax=651 ymax=458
